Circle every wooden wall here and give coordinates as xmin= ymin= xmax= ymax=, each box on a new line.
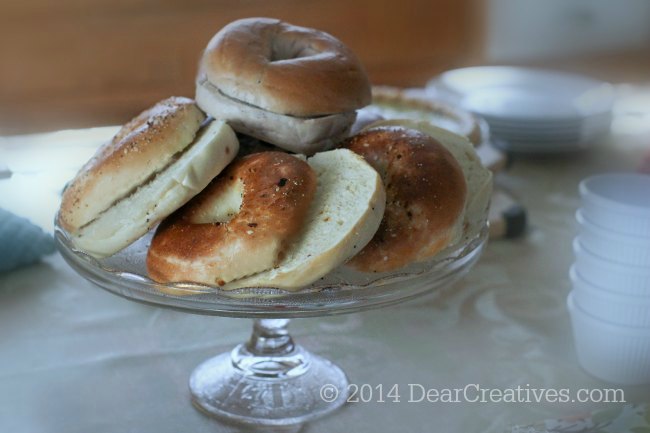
xmin=0 ymin=0 xmax=479 ymax=134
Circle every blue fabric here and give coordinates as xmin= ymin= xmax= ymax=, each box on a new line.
xmin=0 ymin=208 xmax=55 ymax=273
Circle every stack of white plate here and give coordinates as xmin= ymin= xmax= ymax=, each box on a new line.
xmin=570 ymin=173 xmax=650 ymax=384
xmin=428 ymin=66 xmax=614 ymax=154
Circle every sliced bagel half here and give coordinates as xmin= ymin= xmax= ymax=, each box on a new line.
xmin=223 ymin=148 xmax=385 ymax=291
xmin=58 ymin=97 xmax=239 ymax=257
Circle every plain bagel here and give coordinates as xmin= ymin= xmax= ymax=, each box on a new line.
xmin=58 ymin=97 xmax=239 ymax=257
xmin=146 ymin=152 xmax=317 ymax=286
xmin=368 ymin=85 xmax=484 ymax=146
xmin=343 ymin=126 xmax=468 ymax=273
xmin=196 ymin=17 xmax=371 ymax=154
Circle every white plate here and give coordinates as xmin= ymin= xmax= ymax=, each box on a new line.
xmin=430 ymin=66 xmax=614 ymax=121
xmin=493 ymin=137 xmax=587 ymax=151
xmin=491 ymin=129 xmax=582 ymax=140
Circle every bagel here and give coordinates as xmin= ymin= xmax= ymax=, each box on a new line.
xmin=343 ymin=126 xmax=469 ymax=273
xmin=196 ymin=17 xmax=371 ymax=154
xmin=223 ymin=149 xmax=385 ymax=291
xmin=359 ymin=85 xmax=484 ymax=146
xmin=366 ymin=119 xmax=493 ymax=243
xmin=146 ymin=152 xmax=317 ymax=286
xmin=58 ymin=97 xmax=239 ymax=257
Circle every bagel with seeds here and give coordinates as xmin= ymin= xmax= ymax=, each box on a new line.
xmin=146 ymin=152 xmax=317 ymax=286
xmin=366 ymin=119 xmax=493 ymax=244
xmin=343 ymin=125 xmax=478 ymax=273
xmin=223 ymin=148 xmax=385 ymax=290
xmin=58 ymin=97 xmax=239 ymax=257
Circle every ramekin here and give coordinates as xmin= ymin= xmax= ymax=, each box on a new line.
xmin=568 ymin=292 xmax=650 ymax=385
xmin=576 ymin=210 xmax=650 ymax=266
xmin=571 ymin=266 xmax=650 ymax=327
xmin=573 ymin=238 xmax=650 ymax=295
xmin=580 ymin=173 xmax=650 ymax=236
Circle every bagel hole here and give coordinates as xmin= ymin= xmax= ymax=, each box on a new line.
xmin=270 ymin=36 xmax=316 ymax=62
xmin=193 ymin=179 xmax=244 ymax=224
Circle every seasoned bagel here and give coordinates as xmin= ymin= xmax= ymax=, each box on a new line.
xmin=58 ymin=97 xmax=239 ymax=257
xmin=343 ymin=127 xmax=468 ymax=273
xmin=223 ymin=149 xmax=385 ymax=291
xmin=366 ymin=119 xmax=493 ymax=243
xmin=197 ymin=17 xmax=371 ymax=154
xmin=146 ymin=152 xmax=317 ymax=285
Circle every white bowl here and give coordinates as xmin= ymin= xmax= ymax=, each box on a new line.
xmin=573 ymin=238 xmax=650 ymax=295
xmin=576 ymin=210 xmax=650 ymax=266
xmin=570 ymin=266 xmax=650 ymax=327
xmin=568 ymin=292 xmax=650 ymax=385
xmin=580 ymin=173 xmax=650 ymax=236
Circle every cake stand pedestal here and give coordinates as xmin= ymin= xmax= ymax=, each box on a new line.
xmin=190 ymin=318 xmax=348 ymax=428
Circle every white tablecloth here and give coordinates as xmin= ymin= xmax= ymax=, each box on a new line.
xmin=1 ymin=129 xmax=648 ymax=433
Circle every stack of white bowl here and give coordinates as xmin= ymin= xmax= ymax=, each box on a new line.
xmin=570 ymin=173 xmax=650 ymax=385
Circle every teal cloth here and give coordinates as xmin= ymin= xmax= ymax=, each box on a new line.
xmin=0 ymin=208 xmax=55 ymax=272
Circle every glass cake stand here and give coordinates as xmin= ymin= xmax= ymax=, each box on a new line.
xmin=55 ymin=223 xmax=487 ymax=430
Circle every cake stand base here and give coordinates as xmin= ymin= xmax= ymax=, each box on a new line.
xmin=189 ymin=319 xmax=349 ymax=429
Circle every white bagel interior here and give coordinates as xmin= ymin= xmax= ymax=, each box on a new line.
xmin=72 ymin=120 xmax=239 ymax=257
xmin=196 ymin=77 xmax=355 ymax=155
xmin=223 ymin=148 xmax=386 ymax=291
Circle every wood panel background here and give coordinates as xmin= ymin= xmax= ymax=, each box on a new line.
xmin=0 ymin=0 xmax=480 ymax=134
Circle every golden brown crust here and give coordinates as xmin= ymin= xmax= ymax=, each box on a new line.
xmin=59 ymin=97 xmax=204 ymax=232
xmin=146 ymin=152 xmax=317 ymax=285
xmin=202 ymin=17 xmax=371 ymax=117
xmin=371 ymin=86 xmax=483 ymax=146
xmin=343 ymin=127 xmax=467 ymax=272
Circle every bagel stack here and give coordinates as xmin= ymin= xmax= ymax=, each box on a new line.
xmin=58 ymin=17 xmax=492 ymax=292
xmin=196 ymin=17 xmax=371 ymax=155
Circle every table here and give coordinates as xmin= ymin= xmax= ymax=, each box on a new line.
xmin=1 ymin=128 xmax=648 ymax=433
